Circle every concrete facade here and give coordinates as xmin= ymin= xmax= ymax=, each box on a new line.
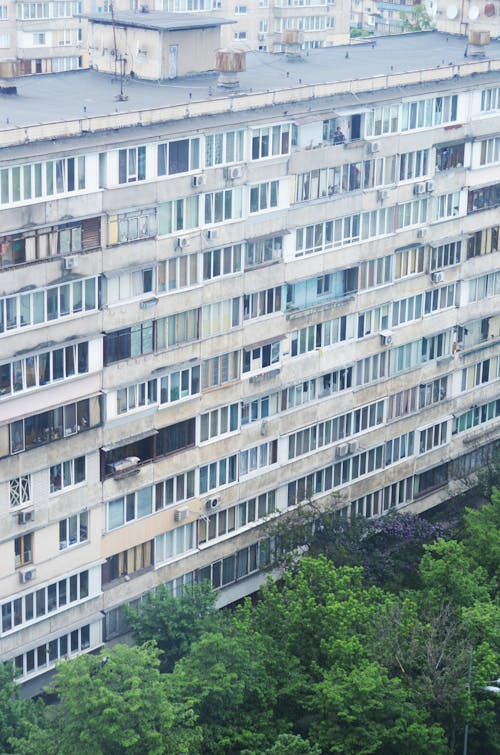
xmin=1 ymin=32 xmax=500 ymax=690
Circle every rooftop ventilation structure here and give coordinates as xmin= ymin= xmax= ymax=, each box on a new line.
xmin=216 ymin=49 xmax=246 ymax=89
xmin=282 ymin=29 xmax=304 ymax=62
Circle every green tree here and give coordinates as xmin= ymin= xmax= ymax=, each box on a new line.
xmin=14 ymin=643 xmax=200 ymax=755
xmin=126 ymin=581 xmax=219 ymax=671
xmin=0 ymin=663 xmax=37 ymax=754
xmin=462 ymin=488 xmax=500 ymax=591
xmin=400 ymin=5 xmax=433 ymax=31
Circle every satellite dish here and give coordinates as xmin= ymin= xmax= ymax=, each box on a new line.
xmin=485 ymin=2 xmax=495 ymax=16
xmin=447 ymin=4 xmax=458 ymax=17
xmin=469 ymin=5 xmax=480 ymax=18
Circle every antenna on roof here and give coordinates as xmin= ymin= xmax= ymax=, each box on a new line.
xmin=110 ymin=2 xmax=128 ymax=101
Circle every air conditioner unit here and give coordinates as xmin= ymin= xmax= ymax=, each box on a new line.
xmin=260 ymin=419 xmax=268 ymax=436
xmin=348 ymin=440 xmax=359 ymax=454
xmin=413 ymin=183 xmax=425 ymax=195
xmin=206 ymin=229 xmax=218 ymax=240
xmin=19 ymin=569 xmax=36 ymax=584
xmin=417 ymin=229 xmax=427 ymax=239
xmin=177 ymin=236 xmax=190 ymax=249
xmin=226 ymin=165 xmax=243 ymax=180
xmin=377 ymin=189 xmax=388 ymax=202
xmin=63 ymin=255 xmax=79 ymax=270
xmin=335 ymin=443 xmax=350 ymax=459
xmin=380 ymin=329 xmax=394 ymax=346
xmin=426 ymin=180 xmax=435 ymax=193
xmin=192 ymin=174 xmax=205 ymax=188
xmin=110 ymin=456 xmax=140 ymax=474
xmin=205 ymin=498 xmax=219 ymax=511
xmin=174 ymin=507 xmax=189 ymax=522
xmin=369 ymin=141 xmax=380 ymax=154
xmin=18 ymin=510 xmax=34 ymax=525
xmin=432 ymin=271 xmax=444 ymax=284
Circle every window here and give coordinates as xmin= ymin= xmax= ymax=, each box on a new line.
xmin=198 ymin=491 xmax=276 ymax=546
xmin=0 ymin=342 xmax=89 ymax=397
xmin=158 ymin=253 xmax=198 ymax=292
xmin=157 ymin=418 xmax=195 ymax=457
xmin=50 ymin=456 xmax=86 ymax=493
xmin=291 ymin=314 xmax=355 ymax=356
xmin=467 ymin=225 xmax=499 ymax=258
xmin=108 ymin=207 xmax=157 ymax=245
xmin=156 ymin=309 xmax=199 ymax=350
xmin=357 ymin=304 xmax=390 ymax=337
xmin=9 ymin=398 xmax=98 ymax=454
xmin=241 ymin=392 xmax=280 ymax=424
xmin=157 ymin=138 xmax=200 ymax=176
xmin=0 ymin=157 xmax=85 ymax=206
xmin=392 ymin=294 xmax=422 ymax=327
xmin=468 ymin=183 xmax=500 ymax=213
xmin=1 ymin=570 xmax=90 ymax=635
xmin=385 ymin=432 xmax=415 ymax=465
xmin=419 ymin=421 xmax=448 ymax=453
xmin=199 ymin=455 xmax=237 ymax=494
xmin=158 ymin=197 xmax=199 ymax=234
xmin=202 ymin=350 xmax=240 ymax=388
xmin=430 ymin=240 xmax=462 ymax=269
xmin=108 ymin=487 xmax=154 ymax=530
xmin=155 ymin=470 xmax=195 ymax=509
xmin=104 ymin=321 xmax=154 ymax=364
xmin=203 ymin=245 xmax=242 ymax=279
xmin=358 ymin=255 xmax=392 ymax=290
xmin=390 ymin=331 xmax=452 ymax=376
xmin=244 ymin=287 xmax=282 ymax=320
xmin=0 ymin=32 xmax=9 ymax=47
xmin=202 ymin=298 xmax=240 ymax=337
xmin=0 ymin=277 xmax=98 ymax=334
xmin=205 ymin=130 xmax=244 ymax=167
xmin=251 ymin=124 xmax=290 ymax=159
xmin=0 ymin=6 xmax=8 ymax=19
xmin=59 ymin=512 xmax=88 ymax=549
xmin=424 ymin=283 xmax=456 ymax=313
xmin=155 ymin=523 xmax=195 ymax=565
xmin=9 ymin=476 xmax=31 ymax=507
xmin=15 ymin=534 xmax=33 ymax=567
xmin=116 ymin=380 xmax=157 ymax=415
xmin=200 ymin=403 xmax=239 ymax=442
xmin=399 ymin=149 xmax=430 ymax=181
xmin=234 ymin=31 xmax=247 ymax=39
xmin=401 ymin=95 xmax=457 ymax=130
xmin=396 ymin=198 xmax=428 ymax=229
xmin=159 ymin=365 xmax=200 ymax=404
xmin=435 ymin=192 xmax=461 ymax=220
xmin=436 ymin=143 xmax=465 ymax=171
xmin=394 ymin=246 xmax=424 ymax=279
xmin=365 ymin=104 xmax=399 ymax=137
xmin=355 ymin=353 xmax=387 ymax=387
xmin=239 ymin=440 xmax=278 ymax=476
xmin=249 ymin=181 xmax=279 ymax=213
xmin=204 ymin=188 xmax=243 ymax=224
xmin=461 ymin=358 xmax=498 ymax=391
xmin=294 ymin=207 xmax=393 ymax=256
xmin=387 ymin=386 xmax=419 ymax=421
xmin=118 ymin=146 xmax=146 ymax=183
xmin=102 ymin=541 xmax=153 ymax=583
xmin=242 ymin=342 xmax=280 ymax=372
xmin=454 ymin=400 xmax=500 ymax=434
xmin=245 ymin=236 xmax=282 ymax=267
xmin=480 ymin=87 xmax=500 ymax=112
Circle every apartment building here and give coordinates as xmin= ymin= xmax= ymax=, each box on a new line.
xmin=1 ymin=31 xmax=500 ymax=692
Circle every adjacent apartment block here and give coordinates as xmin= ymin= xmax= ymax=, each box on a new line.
xmin=1 ymin=31 xmax=500 ymax=692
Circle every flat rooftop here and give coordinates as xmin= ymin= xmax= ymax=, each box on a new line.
xmin=85 ymin=10 xmax=232 ymax=31
xmin=2 ymin=31 xmax=500 ymax=132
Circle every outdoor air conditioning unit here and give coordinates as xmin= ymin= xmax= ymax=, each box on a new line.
xmin=63 ymin=255 xmax=79 ymax=270
xmin=426 ymin=180 xmax=435 ymax=193
xmin=417 ymin=229 xmax=427 ymax=239
xmin=348 ymin=440 xmax=359 ymax=454
xmin=432 ymin=271 xmax=444 ymax=284
xmin=260 ymin=419 xmax=268 ymax=436
xmin=18 ymin=510 xmax=34 ymax=525
xmin=380 ymin=329 xmax=394 ymax=346
xmin=369 ymin=141 xmax=380 ymax=154
xmin=19 ymin=569 xmax=36 ymax=584
xmin=177 ymin=236 xmax=190 ymax=249
xmin=174 ymin=507 xmax=189 ymax=522
xmin=335 ymin=443 xmax=350 ymax=459
xmin=377 ymin=189 xmax=388 ymax=202
xmin=206 ymin=229 xmax=218 ymax=240
xmin=192 ymin=174 xmax=205 ymax=188
xmin=205 ymin=498 xmax=219 ymax=511
xmin=110 ymin=457 xmax=140 ymax=474
xmin=226 ymin=165 xmax=243 ymax=180
xmin=413 ymin=183 xmax=425 ymax=195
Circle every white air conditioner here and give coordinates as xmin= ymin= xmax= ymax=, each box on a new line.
xmin=368 ymin=141 xmax=380 ymax=154
xmin=63 ymin=255 xmax=79 ymax=270
xmin=348 ymin=440 xmax=359 ymax=454
xmin=377 ymin=189 xmax=388 ymax=202
xmin=205 ymin=498 xmax=219 ymax=511
xmin=380 ymin=329 xmax=393 ymax=346
xmin=417 ymin=229 xmax=427 ymax=239
xmin=432 ymin=271 xmax=444 ymax=284
xmin=226 ymin=165 xmax=243 ymax=180
xmin=110 ymin=457 xmax=140 ymax=474
xmin=19 ymin=569 xmax=36 ymax=584
xmin=192 ymin=174 xmax=205 ymax=188
xmin=335 ymin=443 xmax=350 ymax=459
xmin=18 ymin=510 xmax=34 ymax=525
xmin=413 ymin=183 xmax=425 ymax=195
xmin=206 ymin=229 xmax=218 ymax=240
xmin=426 ymin=180 xmax=435 ymax=193
xmin=174 ymin=507 xmax=189 ymax=522
xmin=177 ymin=236 xmax=190 ymax=249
